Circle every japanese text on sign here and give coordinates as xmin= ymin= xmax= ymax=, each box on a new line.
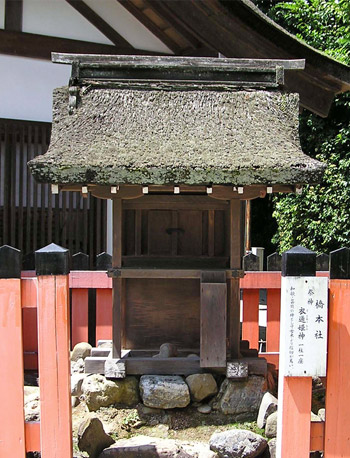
xmin=280 ymin=276 xmax=328 ymax=377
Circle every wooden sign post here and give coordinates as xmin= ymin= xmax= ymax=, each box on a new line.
xmin=276 ymin=246 xmax=328 ymax=458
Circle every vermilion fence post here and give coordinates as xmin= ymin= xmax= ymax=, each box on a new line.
xmin=266 ymin=288 xmax=280 ymax=353
xmin=96 ymin=288 xmax=113 ymax=342
xmin=36 ymin=243 xmax=72 ymax=458
xmin=71 ymin=252 xmax=89 ymax=346
xmin=324 ymin=247 xmax=350 ymax=456
xmin=0 ymin=245 xmax=26 ymax=457
xmin=242 ymin=289 xmax=260 ymax=350
xmin=71 ymin=288 xmax=89 ymax=346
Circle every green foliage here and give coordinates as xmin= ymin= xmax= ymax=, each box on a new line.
xmin=263 ymin=0 xmax=350 ymax=253
xmin=270 ymin=0 xmax=350 ymax=63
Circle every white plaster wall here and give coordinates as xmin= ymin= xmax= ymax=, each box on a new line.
xmin=22 ymin=0 xmax=170 ymax=53
xmin=0 ymin=0 xmax=5 ymax=29
xmin=85 ymin=0 xmax=171 ymax=53
xmin=22 ymin=0 xmax=113 ymax=44
xmin=0 ymin=54 xmax=71 ymax=121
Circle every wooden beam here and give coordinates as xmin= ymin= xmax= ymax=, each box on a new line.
xmin=62 ymin=184 xmax=293 ymax=202
xmin=108 ymin=268 xmax=244 ymax=279
xmin=84 ymin=355 xmax=267 ymax=376
xmin=124 ymin=195 xmax=228 ymax=211
xmin=65 ymin=0 xmax=133 ymax=48
xmin=5 ymin=0 xmax=23 ymax=32
xmin=0 ymin=30 xmax=164 ymax=61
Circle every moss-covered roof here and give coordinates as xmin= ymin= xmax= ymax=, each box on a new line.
xmin=29 ymin=83 xmax=325 ymax=186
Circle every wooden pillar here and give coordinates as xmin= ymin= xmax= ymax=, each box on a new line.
xmin=112 ymin=199 xmax=124 ymax=358
xmin=200 ymin=271 xmax=227 ymax=368
xmin=0 ymin=245 xmax=26 ymax=457
xmin=35 ymin=244 xmax=72 ymax=458
xmin=324 ymin=248 xmax=350 ymax=456
xmin=228 ymin=199 xmax=242 ymax=359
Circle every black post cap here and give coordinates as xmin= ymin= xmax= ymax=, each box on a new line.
xmin=96 ymin=252 xmax=112 ymax=270
xmin=243 ymin=252 xmax=260 ymax=271
xmin=35 ymin=243 xmax=70 ymax=276
xmin=281 ymin=245 xmax=316 ymax=277
xmin=267 ymin=252 xmax=282 ymax=271
xmin=330 ymin=247 xmax=350 ymax=280
xmin=316 ymin=253 xmax=329 ymax=272
xmin=0 ymin=245 xmax=22 ymax=279
xmin=72 ymin=252 xmax=90 ymax=270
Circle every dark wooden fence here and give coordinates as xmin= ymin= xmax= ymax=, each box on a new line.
xmin=0 ymin=118 xmax=107 ymax=265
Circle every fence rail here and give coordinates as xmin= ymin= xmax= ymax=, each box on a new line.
xmin=22 ymin=268 xmax=330 ymax=371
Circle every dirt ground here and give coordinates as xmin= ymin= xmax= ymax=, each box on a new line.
xmin=72 ymin=402 xmax=265 ymax=457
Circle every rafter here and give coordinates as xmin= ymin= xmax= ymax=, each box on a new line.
xmin=65 ymin=0 xmax=133 ymax=48
xmin=5 ymin=0 xmax=23 ymax=31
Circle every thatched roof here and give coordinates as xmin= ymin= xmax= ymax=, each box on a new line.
xmin=29 ymin=56 xmax=325 ymax=186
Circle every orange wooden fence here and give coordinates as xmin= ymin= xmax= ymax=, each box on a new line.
xmin=0 ymin=245 xmax=72 ymax=457
xmin=5 ymin=250 xmax=350 ymax=457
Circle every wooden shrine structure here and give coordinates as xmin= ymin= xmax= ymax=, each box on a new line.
xmin=29 ymin=54 xmax=325 ymax=377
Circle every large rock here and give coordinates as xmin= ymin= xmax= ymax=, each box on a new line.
xmin=98 ymin=435 xmax=217 ymax=457
xmin=71 ymin=342 xmax=92 ymax=362
xmin=81 ymin=374 xmax=139 ymax=411
xmin=24 ymin=398 xmax=40 ymax=420
xmin=257 ymin=392 xmax=278 ymax=429
xmin=140 ymin=375 xmax=190 ymax=409
xmin=318 ymin=408 xmax=325 ymax=422
xmin=24 ymin=387 xmax=40 ymax=421
xmin=71 ymin=357 xmax=85 ymax=374
xmin=212 ymin=376 xmax=265 ymax=418
xmin=185 ymin=374 xmax=218 ymax=402
xmin=265 ymin=411 xmax=278 ymax=438
xmin=71 ymin=373 xmax=87 ymax=397
xmin=24 ymin=386 xmax=40 ymax=399
xmin=209 ymin=429 xmax=267 ymax=458
xmin=267 ymin=438 xmax=276 ymax=458
xmin=78 ymin=416 xmax=114 ymax=458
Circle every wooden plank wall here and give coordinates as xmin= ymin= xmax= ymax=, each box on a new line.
xmin=0 ymin=119 xmax=107 ymax=265
xmin=123 ymin=207 xmax=227 ymax=263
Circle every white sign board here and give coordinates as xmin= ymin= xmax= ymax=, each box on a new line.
xmin=279 ymin=276 xmax=328 ymax=377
